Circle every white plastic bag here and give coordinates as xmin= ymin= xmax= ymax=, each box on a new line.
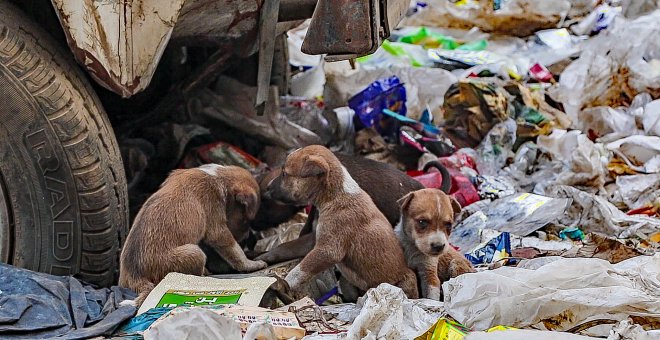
xmin=550 ymin=11 xmax=660 ymax=123
xmin=614 ymin=174 xmax=660 ymax=210
xmin=643 ymin=99 xmax=660 ymax=136
xmin=547 ymin=185 xmax=660 ymax=238
xmin=606 ymin=135 xmax=660 ymax=173
xmin=324 ymin=62 xmax=457 ymax=121
xmin=537 ymin=129 xmax=609 ymax=191
xmin=443 ymin=254 xmax=660 ymax=337
xmin=344 ymin=284 xmax=444 ymax=339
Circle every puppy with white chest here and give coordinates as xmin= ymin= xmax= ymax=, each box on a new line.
xmin=269 ymin=145 xmax=419 ymax=299
xmin=396 ymin=188 xmax=475 ymax=300
xmin=119 ymin=164 xmax=267 ymax=305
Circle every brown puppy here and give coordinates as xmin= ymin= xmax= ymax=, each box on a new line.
xmin=251 ymin=168 xmax=305 ymax=232
xmin=119 ymin=164 xmax=267 ymax=304
xmin=396 ymin=188 xmax=475 ymax=300
xmin=255 ymin=154 xmax=450 ymax=264
xmin=274 ymin=145 xmax=419 ymax=299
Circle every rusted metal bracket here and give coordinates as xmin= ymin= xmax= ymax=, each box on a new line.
xmin=278 ymin=0 xmax=317 ymax=21
xmin=255 ymin=0 xmax=282 ymax=114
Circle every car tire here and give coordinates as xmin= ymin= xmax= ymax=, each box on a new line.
xmin=0 ymin=2 xmax=128 ymax=286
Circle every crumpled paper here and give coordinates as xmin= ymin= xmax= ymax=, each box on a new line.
xmin=443 ymin=254 xmax=660 ymax=337
xmin=547 ymin=185 xmax=660 ymax=238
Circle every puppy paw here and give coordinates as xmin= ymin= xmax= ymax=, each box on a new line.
xmin=449 ymin=258 xmax=475 ymax=278
xmin=427 ymin=285 xmax=441 ymax=301
xmin=241 ymin=260 xmax=268 ymax=272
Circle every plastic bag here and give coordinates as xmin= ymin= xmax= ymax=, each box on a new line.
xmin=448 ymin=193 xmax=572 ymax=252
xmin=428 ymin=49 xmax=524 ymax=79
xmin=344 ymin=284 xmax=446 ymax=339
xmin=443 ymin=254 xmax=660 ymax=336
xmin=606 ymin=135 xmax=660 ymax=174
xmin=398 ymin=27 xmax=488 ymax=51
xmin=476 ymin=175 xmax=516 ymax=200
xmin=577 ymin=106 xmax=638 ymax=139
xmin=643 ymin=99 xmax=660 ymax=136
xmin=324 ymin=62 xmax=457 ymax=121
xmin=547 ymin=185 xmax=660 ymax=238
xmin=550 ymin=10 xmax=660 ymax=123
xmin=280 ymin=96 xmax=332 ymax=144
xmin=358 ymin=40 xmax=434 ymax=68
xmin=348 ymin=76 xmax=407 ymax=138
xmin=287 ymin=20 xmax=325 ymax=98
xmin=465 ymin=232 xmax=512 ymax=266
xmin=475 ymin=119 xmax=517 ymax=176
xmin=537 ymin=129 xmax=609 ymax=192
xmin=614 ymin=174 xmax=660 ymax=210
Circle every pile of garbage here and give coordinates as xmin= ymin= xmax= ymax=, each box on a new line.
xmin=2 ymin=1 xmax=660 ymax=339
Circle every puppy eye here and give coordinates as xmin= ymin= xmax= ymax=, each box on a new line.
xmin=444 ymin=222 xmax=453 ymax=230
xmin=418 ymin=220 xmax=429 ymax=229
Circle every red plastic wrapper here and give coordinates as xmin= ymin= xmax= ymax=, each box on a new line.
xmin=179 ymin=141 xmax=263 ymax=171
xmin=529 ymin=63 xmax=554 ymax=82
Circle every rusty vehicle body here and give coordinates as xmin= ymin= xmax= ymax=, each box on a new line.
xmin=50 ymin=0 xmax=407 ymax=97
xmin=0 ymin=0 xmax=408 ymax=286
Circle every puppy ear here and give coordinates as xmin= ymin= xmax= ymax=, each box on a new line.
xmin=450 ymin=196 xmax=462 ymax=218
xmin=235 ymin=190 xmax=260 ymax=220
xmin=300 ymin=155 xmax=329 ymax=178
xmin=397 ymin=192 xmax=415 ymax=212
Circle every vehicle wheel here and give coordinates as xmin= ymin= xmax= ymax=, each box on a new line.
xmin=0 ymin=2 xmax=128 ymax=286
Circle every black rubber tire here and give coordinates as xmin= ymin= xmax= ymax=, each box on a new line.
xmin=0 ymin=2 xmax=128 ymax=286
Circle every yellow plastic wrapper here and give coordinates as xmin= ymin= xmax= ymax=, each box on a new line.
xmin=486 ymin=325 xmax=518 ymax=332
xmin=415 ymin=318 xmax=469 ymax=340
xmin=416 ymin=319 xmax=518 ymax=340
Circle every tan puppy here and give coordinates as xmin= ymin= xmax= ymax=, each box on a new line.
xmin=119 ymin=164 xmax=267 ymax=304
xmin=269 ymin=145 xmax=419 ymax=299
xmin=396 ymin=188 xmax=475 ymax=300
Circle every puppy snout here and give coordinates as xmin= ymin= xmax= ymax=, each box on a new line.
xmin=431 ymin=243 xmax=445 ymax=254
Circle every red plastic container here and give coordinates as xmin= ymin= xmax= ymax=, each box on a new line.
xmin=407 ymin=170 xmax=444 ymax=189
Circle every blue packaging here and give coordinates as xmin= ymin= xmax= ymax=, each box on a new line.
xmin=465 ymin=232 xmax=511 ymax=266
xmin=348 ymin=76 xmax=407 ymax=137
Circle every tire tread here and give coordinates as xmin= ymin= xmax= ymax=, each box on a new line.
xmin=0 ymin=3 xmax=128 ymax=286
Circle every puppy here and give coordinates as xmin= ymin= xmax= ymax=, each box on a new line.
xmin=273 ymin=145 xmax=419 ymax=299
xmin=255 ymin=153 xmax=450 ymax=264
xmin=251 ymin=168 xmax=305 ymax=232
xmin=396 ymin=188 xmax=475 ymax=300
xmin=119 ymin=164 xmax=268 ymax=304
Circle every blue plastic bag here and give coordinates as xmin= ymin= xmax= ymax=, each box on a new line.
xmin=348 ymin=76 xmax=407 ymax=138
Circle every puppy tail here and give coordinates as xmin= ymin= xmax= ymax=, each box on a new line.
xmin=422 ymin=161 xmax=451 ymax=194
